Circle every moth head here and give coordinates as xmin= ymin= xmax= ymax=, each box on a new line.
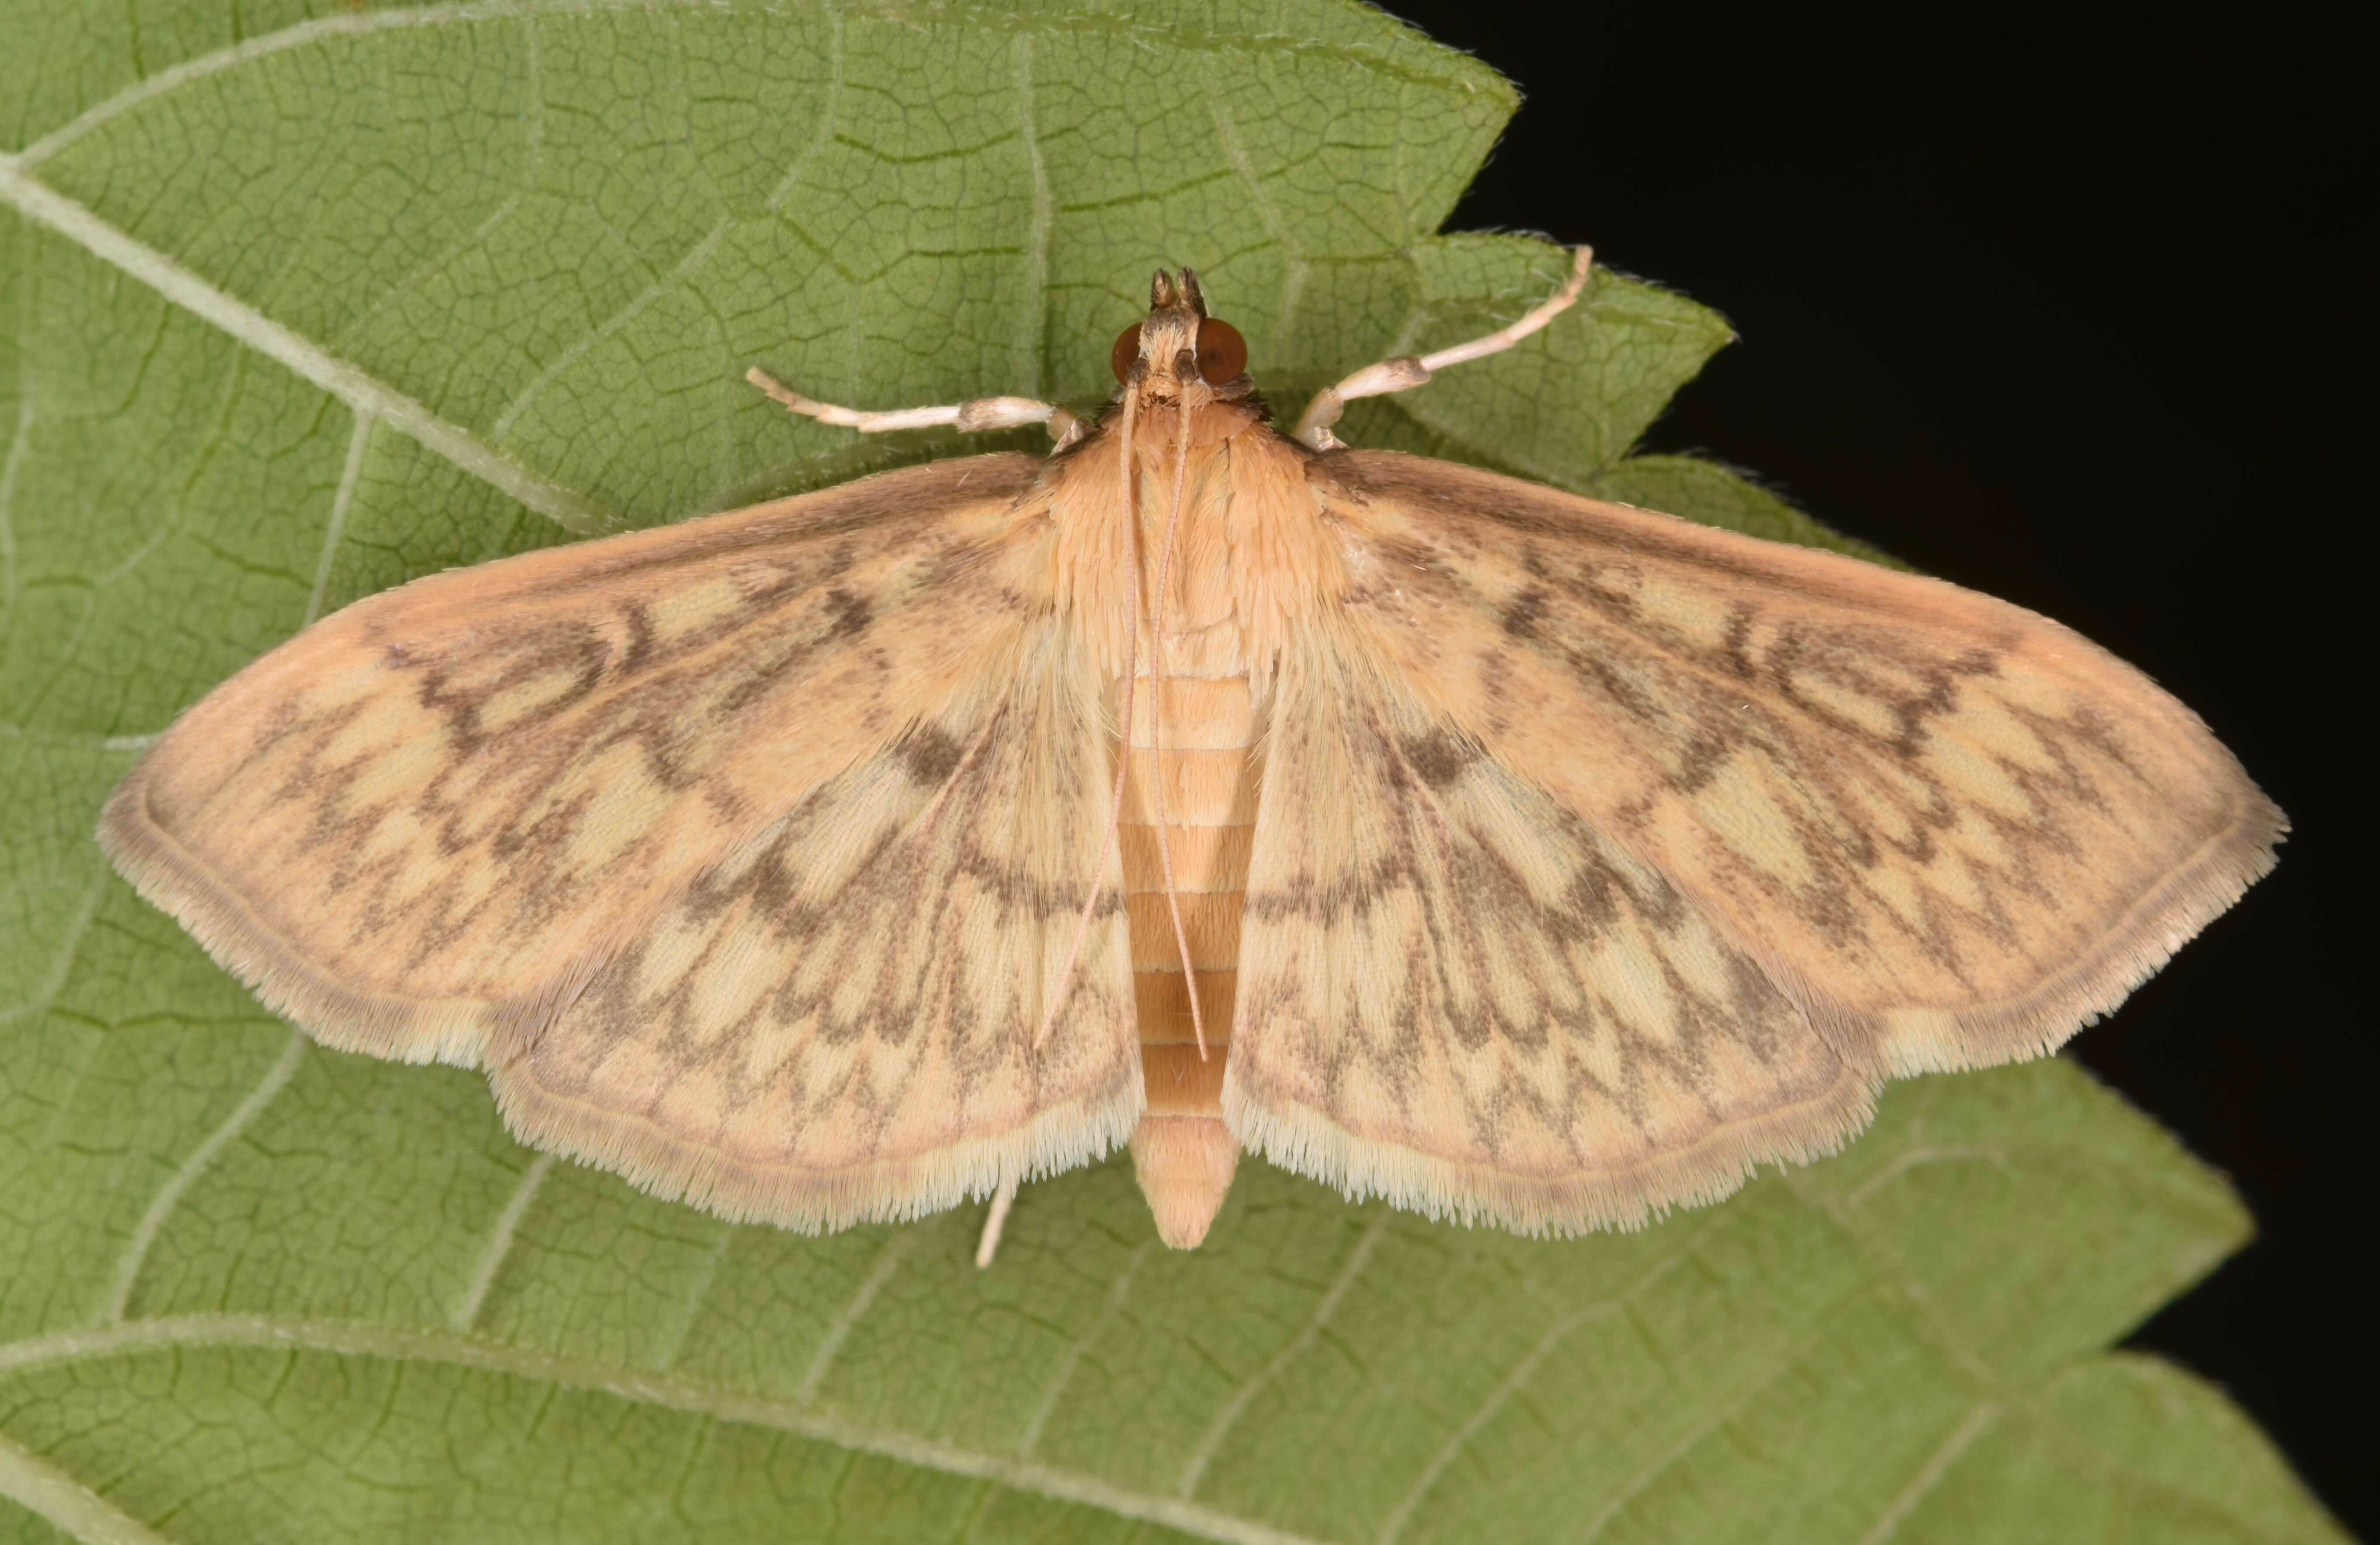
xmin=1111 ymin=268 xmax=1251 ymax=409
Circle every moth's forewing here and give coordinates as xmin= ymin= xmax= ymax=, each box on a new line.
xmin=101 ymin=454 xmax=1141 ymax=1229
xmin=1219 ymin=451 xmax=2282 ymax=1232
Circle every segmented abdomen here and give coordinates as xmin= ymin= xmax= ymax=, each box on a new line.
xmin=1118 ymin=670 xmax=1258 ymax=1247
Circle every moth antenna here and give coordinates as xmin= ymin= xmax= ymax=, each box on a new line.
xmin=1037 ymin=386 xmax=1142 ymax=1052
xmin=1150 ymin=388 xmax=1209 ymax=1060
xmin=1290 ymin=245 xmax=1594 ymax=448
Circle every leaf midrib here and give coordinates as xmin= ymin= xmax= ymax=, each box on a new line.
xmin=0 ymin=1311 xmax=1336 ymax=1545
xmin=0 ymin=0 xmax=1505 ymax=549
xmin=0 ymin=161 xmax=610 ymax=531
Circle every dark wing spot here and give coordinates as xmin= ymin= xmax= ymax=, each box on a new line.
xmin=1501 ymin=585 xmax=1548 ymax=640
xmin=899 ymin=725 xmax=966 ymax=786
xmin=824 ymin=587 xmax=872 ymax=640
xmin=1401 ymin=728 xmax=1477 ymax=790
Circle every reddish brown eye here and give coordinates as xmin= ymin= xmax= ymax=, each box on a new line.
xmin=1111 ymin=323 xmax=1143 ymax=383
xmin=1195 ymin=318 xmax=1247 ymax=384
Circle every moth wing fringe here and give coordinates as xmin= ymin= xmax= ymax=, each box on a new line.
xmin=97 ymin=768 xmax=495 ymax=1069
xmin=1878 ymin=788 xmax=2287 ymax=1076
xmin=101 ymin=754 xmax=1147 ymax=1234
xmin=1219 ymin=789 xmax=2283 ymax=1237
xmin=1220 ymin=1058 xmax=1880 ymax=1236
xmin=487 ymin=1056 xmax=1141 ymax=1232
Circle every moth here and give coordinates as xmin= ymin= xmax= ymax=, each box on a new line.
xmin=99 ymin=249 xmax=2283 ymax=1264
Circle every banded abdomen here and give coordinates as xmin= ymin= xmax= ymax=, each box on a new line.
xmin=1118 ymin=667 xmax=1259 ymax=1247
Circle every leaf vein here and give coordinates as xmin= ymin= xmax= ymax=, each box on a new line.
xmin=650 ymin=1224 xmax=735 ymax=1374
xmin=451 ymin=1152 xmax=556 ymax=1332
xmin=0 ymin=1427 xmax=178 ymax=1545
xmin=486 ymin=13 xmax=845 ymax=447
xmin=0 ymin=162 xmax=612 ymax=532
xmin=1017 ymin=1239 xmax=1154 ymax=1460
xmin=304 ymin=412 xmax=374 ymax=627
xmin=794 ymin=1229 xmax=915 ymax=1408
xmin=0 ymin=372 xmax=32 ymax=626
xmin=0 ymin=1314 xmax=1332 ymax=1545
xmin=1203 ymin=64 xmax=1308 ymax=334
xmin=1015 ymin=31 xmax=1051 ymax=401
xmin=0 ymin=869 xmax=106 ymax=1029
xmin=1177 ymin=1209 xmax=1391 ymax=1500
xmin=1852 ymin=1402 xmax=2001 ymax=1545
xmin=1373 ymin=1216 xmax=1724 ymax=1545
xmin=1574 ymin=1279 xmax=1867 ymax=1545
xmin=103 ymin=1029 xmax=308 ymax=1323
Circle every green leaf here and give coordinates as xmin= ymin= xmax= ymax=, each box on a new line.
xmin=0 ymin=2 xmax=2340 ymax=1540
xmin=1589 ymin=454 xmax=1908 ymax=569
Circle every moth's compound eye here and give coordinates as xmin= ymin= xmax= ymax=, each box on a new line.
xmin=1111 ymin=324 xmax=1143 ymax=383
xmin=1195 ymin=318 xmax=1248 ymax=384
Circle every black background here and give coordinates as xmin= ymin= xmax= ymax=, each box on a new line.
xmin=1370 ymin=3 xmax=2369 ymax=1531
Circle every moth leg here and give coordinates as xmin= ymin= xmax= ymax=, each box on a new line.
xmin=974 ymin=1176 xmax=1020 ymax=1269
xmin=1290 ymin=245 xmax=1594 ymax=450
xmin=747 ymin=368 xmax=1087 ymax=450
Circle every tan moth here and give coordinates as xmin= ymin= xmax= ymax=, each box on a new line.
xmin=98 ymin=249 xmax=2283 ymax=1264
